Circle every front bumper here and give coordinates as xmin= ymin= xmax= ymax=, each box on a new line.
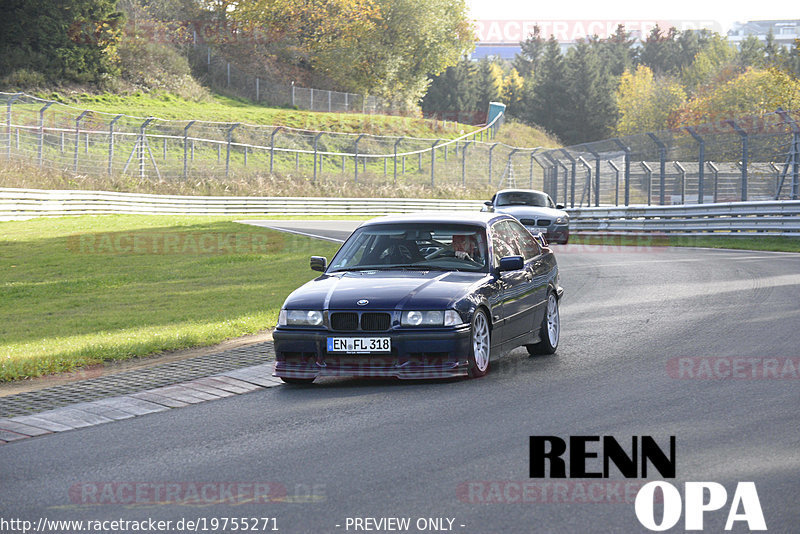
xmin=273 ymin=326 xmax=472 ymax=380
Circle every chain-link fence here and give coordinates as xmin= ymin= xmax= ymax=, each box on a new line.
xmin=540 ymin=110 xmax=800 ymax=207
xmin=3 ymin=91 xmax=797 ymax=204
xmin=190 ymin=45 xmax=393 ymax=115
xmin=0 ymin=92 xmax=506 ymax=192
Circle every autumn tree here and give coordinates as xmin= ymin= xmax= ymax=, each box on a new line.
xmin=501 ymin=68 xmax=524 ymax=118
xmin=615 ymin=65 xmax=686 ymax=135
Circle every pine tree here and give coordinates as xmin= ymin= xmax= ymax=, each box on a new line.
xmin=513 ymin=25 xmax=543 ymax=78
xmin=561 ymin=40 xmax=617 ymax=144
xmin=597 ymin=24 xmax=635 ymax=77
xmin=525 ymin=37 xmax=567 ymax=139
xmin=474 ymin=58 xmax=503 ymax=113
xmin=420 ymin=57 xmax=477 ymax=121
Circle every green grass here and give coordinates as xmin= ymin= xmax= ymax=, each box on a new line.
xmin=0 ymin=215 xmax=340 ymax=382
xmin=42 ymin=91 xmax=478 ymax=138
xmin=569 ymin=234 xmax=800 ymax=253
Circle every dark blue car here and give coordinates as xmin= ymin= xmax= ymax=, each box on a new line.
xmin=273 ymin=212 xmax=563 ymax=383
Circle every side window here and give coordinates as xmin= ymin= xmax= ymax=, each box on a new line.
xmin=490 ymin=221 xmax=520 ymax=267
xmin=506 ymin=219 xmax=542 ymax=260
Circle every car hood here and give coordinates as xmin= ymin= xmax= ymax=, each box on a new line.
xmin=283 ymin=270 xmax=488 ymax=310
xmin=494 ymin=205 xmax=568 ymax=219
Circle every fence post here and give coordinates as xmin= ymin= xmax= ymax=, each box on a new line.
xmin=108 ymin=114 xmax=122 ymax=175
xmin=430 ymin=140 xmax=440 ymax=187
xmin=559 ymin=149 xmax=577 ymax=208
xmin=674 ymin=162 xmax=686 ymax=204
xmin=393 ymin=137 xmax=403 ymax=184
xmin=776 ymin=109 xmax=800 ymax=200
xmin=6 ymin=93 xmax=21 ymax=160
xmin=140 ymin=118 xmax=155 ymax=180
xmin=608 ymin=160 xmax=620 ymax=206
xmin=488 ymin=143 xmax=499 ymax=184
xmin=328 ymin=90 xmax=332 ymax=112
xmin=344 ymin=92 xmax=348 ymax=112
xmin=647 ymin=133 xmax=667 ymax=205
xmin=227 ymin=62 xmax=231 ymax=86
xmin=707 ymin=161 xmax=719 ymax=203
xmin=461 ymin=141 xmax=471 ymax=187
xmin=582 ymin=144 xmax=601 ymax=206
xmin=611 ymin=139 xmax=631 ymax=206
xmin=226 ymin=123 xmax=239 ymax=178
xmin=182 ymin=120 xmax=195 ymax=180
xmin=529 ymin=149 xmax=540 ymax=189
xmin=313 ymin=132 xmax=323 ymax=183
xmin=310 ymin=88 xmax=314 ymax=111
xmin=256 ymin=78 xmax=260 ymax=101
xmin=726 ymin=120 xmax=748 ymax=201
xmin=38 ymin=101 xmax=54 ymax=167
xmin=291 ymin=81 xmax=295 ymax=107
xmin=74 ymin=110 xmax=90 ymax=174
xmin=270 ymin=127 xmax=283 ymax=174
xmin=640 ymin=161 xmax=653 ymax=205
xmin=543 ymin=153 xmax=560 ymax=204
xmin=686 ymin=127 xmax=705 ymax=204
xmin=354 ymin=133 xmax=365 ymax=183
xmin=577 ymin=156 xmax=592 ymax=207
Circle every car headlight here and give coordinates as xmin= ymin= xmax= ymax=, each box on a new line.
xmin=279 ymin=309 xmax=323 ymax=326
xmin=401 ymin=310 xmax=463 ymax=327
xmin=555 ymin=216 xmax=569 ymax=224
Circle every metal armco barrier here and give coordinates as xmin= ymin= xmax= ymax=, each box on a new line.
xmin=2 ymin=189 xmax=799 ymax=236
xmin=569 ymin=201 xmax=800 ymax=236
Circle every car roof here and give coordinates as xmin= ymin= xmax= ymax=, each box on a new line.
xmin=359 ymin=211 xmax=510 ymax=228
xmin=495 ymin=188 xmax=549 ymax=195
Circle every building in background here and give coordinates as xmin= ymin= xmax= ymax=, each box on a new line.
xmin=727 ymin=20 xmax=800 ymax=47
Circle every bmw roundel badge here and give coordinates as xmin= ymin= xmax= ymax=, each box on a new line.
xmin=357 ymin=299 xmax=369 ymax=306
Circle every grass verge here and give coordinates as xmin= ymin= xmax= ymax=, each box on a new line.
xmin=0 ymin=215 xmax=340 ymax=382
xmin=569 ymin=234 xmax=800 ymax=253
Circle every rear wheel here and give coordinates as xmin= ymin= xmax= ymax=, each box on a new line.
xmin=280 ymin=377 xmax=315 ymax=385
xmin=468 ymin=309 xmax=491 ymax=378
xmin=527 ymin=292 xmax=559 ymax=355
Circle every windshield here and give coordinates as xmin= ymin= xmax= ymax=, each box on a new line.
xmin=495 ymin=191 xmax=549 ymax=207
xmin=328 ymin=223 xmax=489 ymax=273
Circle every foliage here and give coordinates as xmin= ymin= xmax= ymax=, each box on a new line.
xmin=671 ymin=68 xmax=800 ymax=126
xmin=615 ymin=66 xmax=686 ymax=135
xmin=475 ymin=59 xmax=505 ymax=113
xmin=420 ymin=58 xmax=477 ymax=121
xmin=0 ymin=0 xmax=124 ymax=85
xmin=501 ymin=68 xmax=524 ymax=118
xmin=229 ymin=0 xmax=474 ymax=104
xmin=524 ymin=37 xmax=567 ymax=140
xmin=513 ymin=25 xmax=544 ymax=78
xmin=681 ymin=34 xmax=736 ymax=93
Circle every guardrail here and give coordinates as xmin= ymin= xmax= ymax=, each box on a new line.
xmin=2 ymin=189 xmax=798 ymax=235
xmin=569 ymin=201 xmax=800 ymax=236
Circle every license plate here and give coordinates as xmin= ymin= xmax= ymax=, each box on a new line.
xmin=327 ymin=337 xmax=391 ymax=353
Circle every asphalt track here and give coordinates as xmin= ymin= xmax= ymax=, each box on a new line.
xmin=1 ymin=220 xmax=799 ymax=533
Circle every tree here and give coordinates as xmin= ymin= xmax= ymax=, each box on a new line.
xmin=737 ymin=35 xmax=766 ymax=69
xmin=524 ymin=37 xmax=568 ymax=139
xmin=474 ymin=58 xmax=504 ymax=113
xmin=596 ymin=24 xmax=635 ymax=77
xmin=230 ymin=0 xmax=474 ymax=105
xmin=513 ymin=25 xmax=543 ymax=78
xmin=421 ymin=57 xmax=477 ymax=121
xmin=681 ymin=34 xmax=736 ymax=93
xmin=0 ymin=0 xmax=124 ymax=84
xmin=615 ymin=65 xmax=686 ymax=135
xmin=561 ymin=40 xmax=617 ymax=144
xmin=501 ymin=68 xmax=524 ymax=118
xmin=671 ymin=68 xmax=800 ymax=126
xmin=637 ymin=25 xmax=681 ymax=75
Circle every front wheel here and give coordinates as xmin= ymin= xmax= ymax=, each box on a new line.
xmin=527 ymin=292 xmax=560 ymax=355
xmin=468 ymin=309 xmax=491 ymax=378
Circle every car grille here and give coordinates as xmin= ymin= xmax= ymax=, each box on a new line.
xmin=330 ymin=312 xmax=359 ymax=330
xmin=361 ymin=312 xmax=391 ymax=331
xmin=537 ymin=219 xmax=551 ymax=226
xmin=330 ymin=311 xmax=391 ymax=331
xmin=520 ymin=218 xmax=536 ymax=226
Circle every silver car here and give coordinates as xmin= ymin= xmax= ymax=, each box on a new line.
xmin=482 ymin=189 xmax=570 ymax=244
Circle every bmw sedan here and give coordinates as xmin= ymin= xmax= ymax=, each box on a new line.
xmin=273 ymin=212 xmax=563 ymax=384
xmin=483 ymin=189 xmax=570 ymax=244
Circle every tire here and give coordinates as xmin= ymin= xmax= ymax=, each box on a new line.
xmin=527 ymin=291 xmax=560 ymax=355
xmin=280 ymin=377 xmax=315 ymax=385
xmin=468 ymin=309 xmax=491 ymax=378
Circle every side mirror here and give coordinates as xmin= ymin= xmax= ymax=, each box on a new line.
xmin=498 ymin=255 xmax=524 ymax=272
xmin=481 ymin=200 xmax=494 ymax=212
xmin=310 ymin=256 xmax=327 ymax=272
xmin=556 ymin=204 xmax=565 ymax=210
